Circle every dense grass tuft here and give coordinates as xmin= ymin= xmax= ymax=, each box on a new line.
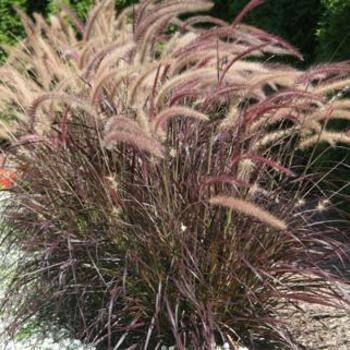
xmin=1 ymin=1 xmax=350 ymax=349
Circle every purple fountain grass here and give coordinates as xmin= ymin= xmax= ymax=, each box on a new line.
xmin=0 ymin=1 xmax=350 ymax=349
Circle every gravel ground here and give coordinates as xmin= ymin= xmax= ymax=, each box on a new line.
xmin=0 ymin=193 xmax=94 ymax=350
xmin=284 ymin=304 xmax=350 ymax=349
xmin=279 ymin=283 xmax=350 ymax=350
xmin=0 ymin=333 xmax=93 ymax=350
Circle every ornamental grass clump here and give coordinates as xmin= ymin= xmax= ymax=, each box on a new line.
xmin=1 ymin=0 xmax=350 ymax=349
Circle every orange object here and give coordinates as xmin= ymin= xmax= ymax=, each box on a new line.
xmin=0 ymin=168 xmax=16 ymax=189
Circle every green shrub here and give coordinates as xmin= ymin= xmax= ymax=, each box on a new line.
xmin=0 ymin=0 xmax=26 ymax=61
xmin=212 ymin=0 xmax=323 ymax=65
xmin=0 ymin=0 xmax=26 ymax=43
xmin=2 ymin=0 xmax=350 ymax=66
xmin=1 ymin=1 xmax=350 ymax=349
xmin=0 ymin=1 xmax=133 ymax=61
xmin=316 ymin=0 xmax=350 ymax=62
xmin=47 ymin=0 xmax=95 ymax=20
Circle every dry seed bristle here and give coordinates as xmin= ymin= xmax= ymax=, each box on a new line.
xmin=299 ymin=131 xmax=350 ymax=149
xmin=153 ymin=106 xmax=209 ymax=131
xmin=104 ymin=130 xmax=164 ymax=158
xmin=210 ymin=196 xmax=287 ymax=230
xmin=314 ymin=79 xmax=350 ymax=94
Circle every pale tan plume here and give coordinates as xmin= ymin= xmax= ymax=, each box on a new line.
xmin=250 ymin=129 xmax=295 ymax=152
xmin=153 ymin=106 xmax=209 ymax=132
xmin=127 ymin=64 xmax=159 ymax=106
xmin=299 ymin=131 xmax=350 ymax=150
xmin=249 ymin=101 xmax=323 ymax=132
xmin=115 ymin=5 xmax=138 ymax=30
xmin=95 ymin=43 xmax=134 ymax=74
xmin=28 ymin=92 xmax=96 ymax=121
xmin=314 ymin=78 xmax=350 ymax=95
xmin=136 ymin=16 xmax=173 ymax=64
xmin=104 ymin=116 xmax=144 ymax=135
xmin=168 ymin=47 xmax=242 ymax=76
xmin=219 ymin=104 xmax=240 ymax=129
xmin=90 ymin=67 xmax=136 ymax=105
xmin=331 ymin=99 xmax=350 ymax=110
xmin=311 ymin=108 xmax=350 ymax=122
xmin=210 ymin=196 xmax=287 ymax=230
xmin=83 ymin=0 xmax=114 ymax=41
xmin=104 ymin=130 xmax=164 ymax=158
xmin=82 ymin=39 xmax=129 ymax=74
xmin=135 ymin=0 xmax=213 ymax=42
xmin=155 ymin=68 xmax=215 ymax=110
xmin=0 ymin=120 xmax=15 ymax=140
xmin=248 ymin=71 xmax=302 ymax=93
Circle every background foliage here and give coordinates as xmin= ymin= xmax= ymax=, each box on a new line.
xmin=1 ymin=0 xmax=350 ymax=65
xmin=212 ymin=0 xmax=324 ymax=65
xmin=0 ymin=0 xmax=26 ymax=46
xmin=316 ymin=0 xmax=350 ymax=62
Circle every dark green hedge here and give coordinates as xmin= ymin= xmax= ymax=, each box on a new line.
xmin=0 ymin=0 xmax=350 ymax=65
xmin=211 ymin=0 xmax=323 ymax=65
xmin=47 ymin=0 xmax=131 ymax=19
xmin=0 ymin=0 xmax=132 ymax=61
xmin=315 ymin=0 xmax=350 ymax=63
xmin=0 ymin=0 xmax=26 ymax=46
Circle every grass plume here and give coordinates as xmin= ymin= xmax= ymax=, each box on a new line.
xmin=209 ymin=196 xmax=287 ymax=230
xmin=0 ymin=1 xmax=350 ymax=349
